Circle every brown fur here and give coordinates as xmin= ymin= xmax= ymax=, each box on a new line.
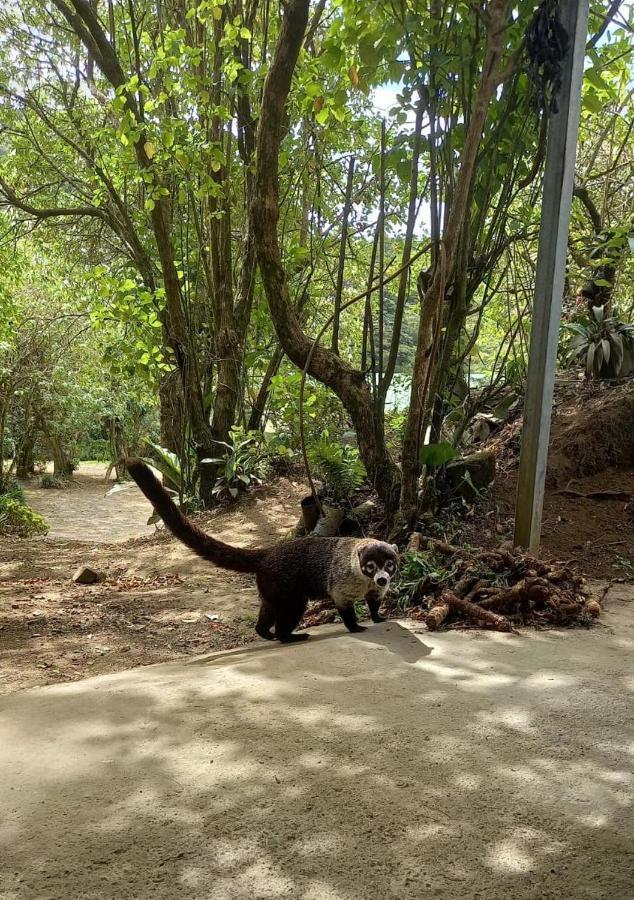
xmin=126 ymin=459 xmax=398 ymax=642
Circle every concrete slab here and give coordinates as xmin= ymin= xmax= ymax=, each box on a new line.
xmin=1 ymin=604 xmax=633 ymax=900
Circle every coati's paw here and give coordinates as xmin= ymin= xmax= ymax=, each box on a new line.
xmin=278 ymin=632 xmax=310 ymax=643
xmin=349 ymin=624 xmax=367 ymax=633
xmin=371 ymin=614 xmax=386 ymax=623
xmin=255 ymin=627 xmax=275 ymax=641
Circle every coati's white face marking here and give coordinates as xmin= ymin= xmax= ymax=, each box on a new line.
xmin=358 ymin=542 xmax=399 ymax=595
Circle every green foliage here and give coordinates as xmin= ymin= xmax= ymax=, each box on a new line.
xmin=420 ymin=442 xmax=459 ymax=467
xmin=0 ymin=494 xmax=48 ymax=537
xmin=40 ymin=474 xmax=64 ymax=489
xmin=143 ymin=439 xmax=184 ymax=492
xmin=268 ymin=369 xmax=350 ymax=447
xmin=565 ymin=306 xmax=634 ymax=378
xmin=77 ymin=437 xmax=110 ymax=462
xmin=393 ymin=549 xmax=453 ymax=611
xmin=0 ymin=477 xmax=24 ymax=503
xmin=308 ymin=439 xmax=366 ymax=503
xmin=202 ymin=430 xmax=269 ymax=501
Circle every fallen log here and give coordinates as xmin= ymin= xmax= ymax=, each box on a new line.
xmin=439 ymin=590 xmax=516 ymax=633
xmin=426 ymin=601 xmax=450 ymax=631
xmin=398 ymin=535 xmax=600 ymax=632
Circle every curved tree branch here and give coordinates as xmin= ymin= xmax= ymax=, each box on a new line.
xmin=573 ymin=183 xmax=602 ymax=232
xmin=251 ymin=0 xmax=399 ymax=502
xmin=0 ymin=175 xmax=107 ymax=221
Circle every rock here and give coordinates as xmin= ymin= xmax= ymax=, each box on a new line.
xmin=72 ymin=566 xmax=103 ymax=585
xmin=445 ymin=450 xmax=496 ymax=499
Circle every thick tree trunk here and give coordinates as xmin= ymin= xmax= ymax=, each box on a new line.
xmin=43 ymin=430 xmax=73 ymax=478
xmin=251 ymin=0 xmax=399 ymax=511
xmin=15 ymin=439 xmax=35 ymax=480
xmin=398 ymin=0 xmax=511 ymax=529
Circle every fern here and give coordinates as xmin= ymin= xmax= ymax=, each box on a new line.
xmin=308 ymin=439 xmax=366 ymax=503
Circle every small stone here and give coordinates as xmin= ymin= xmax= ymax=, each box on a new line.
xmin=72 ymin=566 xmax=103 ymax=585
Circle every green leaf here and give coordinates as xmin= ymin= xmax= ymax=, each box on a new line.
xmin=583 ymin=91 xmax=603 ymax=114
xmin=419 ymin=442 xmax=459 ymax=467
xmin=315 ymin=107 xmax=330 ymax=125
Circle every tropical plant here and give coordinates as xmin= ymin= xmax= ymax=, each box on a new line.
xmin=392 ymin=549 xmax=453 ymax=612
xmin=143 ymin=440 xmax=184 ymax=493
xmin=308 ymin=440 xmax=367 ymax=504
xmin=565 ymin=306 xmax=634 ymax=378
xmin=203 ymin=430 xmax=269 ymax=501
xmin=40 ymin=474 xmax=64 ymax=489
xmin=419 ymin=442 xmax=460 ymax=468
xmin=0 ymin=478 xmax=48 ymax=536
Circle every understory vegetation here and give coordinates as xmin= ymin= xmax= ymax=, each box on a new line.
xmin=0 ymin=0 xmax=632 ymax=543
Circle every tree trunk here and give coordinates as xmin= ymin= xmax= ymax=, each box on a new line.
xmin=15 ymin=437 xmax=35 ymax=480
xmin=249 ymin=346 xmax=284 ymax=432
xmin=44 ymin=430 xmax=73 ymax=478
xmin=398 ymin=0 xmax=511 ymax=529
xmin=251 ymin=0 xmax=399 ymax=511
xmin=159 ymin=370 xmax=184 ymax=455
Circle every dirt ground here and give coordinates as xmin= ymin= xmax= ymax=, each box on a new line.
xmin=466 ymin=467 xmax=634 ymax=580
xmin=1 ymin=601 xmax=632 ymax=899
xmin=1 ymin=453 xmax=632 ymax=696
xmin=0 ymin=463 xmax=305 ymax=695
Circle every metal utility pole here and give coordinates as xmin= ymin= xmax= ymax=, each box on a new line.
xmin=514 ymin=0 xmax=590 ymax=552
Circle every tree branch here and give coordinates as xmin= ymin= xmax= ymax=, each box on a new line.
xmin=573 ymin=183 xmax=602 ymax=232
xmin=587 ymin=0 xmax=623 ymax=51
xmin=0 ymin=175 xmax=107 ymax=221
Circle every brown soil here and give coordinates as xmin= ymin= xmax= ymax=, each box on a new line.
xmin=465 ymin=466 xmax=634 ymax=580
xmin=487 ymin=377 xmax=634 ymax=487
xmin=546 ymin=378 xmax=634 ymax=486
xmin=0 ymin=463 xmax=305 ymax=695
xmin=462 ymin=378 xmax=634 ymax=579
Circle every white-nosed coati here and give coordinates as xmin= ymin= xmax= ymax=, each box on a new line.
xmin=126 ymin=458 xmax=398 ymax=643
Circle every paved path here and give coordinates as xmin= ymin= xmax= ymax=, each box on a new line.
xmin=23 ymin=463 xmax=156 ymax=543
xmin=1 ymin=598 xmax=632 ymax=899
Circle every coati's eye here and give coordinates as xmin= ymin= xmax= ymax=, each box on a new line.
xmin=385 ymin=560 xmax=395 ymax=573
xmin=365 ymin=560 xmax=376 ymax=573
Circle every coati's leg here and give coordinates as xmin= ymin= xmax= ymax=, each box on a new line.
xmin=275 ymin=596 xmax=309 ymax=643
xmin=337 ymin=601 xmax=366 ymax=634
xmin=365 ymin=589 xmax=386 ymax=623
xmin=255 ymin=601 xmax=276 ymax=640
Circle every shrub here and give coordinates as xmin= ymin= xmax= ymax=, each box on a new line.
xmin=0 ymin=477 xmax=25 ymax=503
xmin=308 ymin=439 xmax=366 ymax=504
xmin=565 ymin=306 xmax=634 ymax=378
xmin=0 ymin=497 xmax=49 ymax=536
xmin=40 ymin=474 xmax=64 ymax=489
xmin=203 ymin=429 xmax=269 ymax=500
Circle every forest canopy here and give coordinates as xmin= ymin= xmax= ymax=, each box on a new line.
xmin=0 ymin=0 xmax=633 ymax=528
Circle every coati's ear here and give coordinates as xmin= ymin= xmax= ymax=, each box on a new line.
xmin=391 ymin=544 xmax=399 ymax=554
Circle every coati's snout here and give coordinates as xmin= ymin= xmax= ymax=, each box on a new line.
xmin=358 ymin=541 xmax=399 ymax=593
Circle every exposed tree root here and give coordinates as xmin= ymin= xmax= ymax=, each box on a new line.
xmin=401 ymin=533 xmax=604 ymax=632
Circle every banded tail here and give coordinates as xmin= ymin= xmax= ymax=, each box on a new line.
xmin=125 ymin=458 xmax=265 ymax=574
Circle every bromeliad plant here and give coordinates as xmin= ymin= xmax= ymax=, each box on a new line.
xmin=565 ymin=306 xmax=634 ymax=378
xmin=202 ymin=430 xmax=269 ymax=501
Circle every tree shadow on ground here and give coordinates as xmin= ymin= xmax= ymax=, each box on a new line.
xmin=0 ymin=616 xmax=632 ymax=899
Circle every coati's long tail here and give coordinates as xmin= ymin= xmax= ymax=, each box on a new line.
xmin=125 ymin=458 xmax=266 ymax=574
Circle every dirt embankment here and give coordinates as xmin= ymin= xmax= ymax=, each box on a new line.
xmin=472 ymin=379 xmax=634 ymax=577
